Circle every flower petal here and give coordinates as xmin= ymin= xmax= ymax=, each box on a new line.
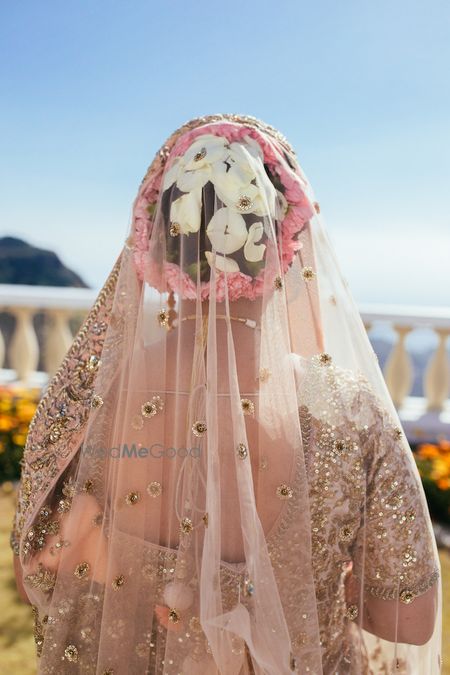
xmin=177 ymin=166 xmax=211 ymax=192
xmin=183 ymin=134 xmax=228 ymax=170
xmin=205 ymin=250 xmax=240 ymax=272
xmin=163 ymin=157 xmax=183 ymax=191
xmin=244 ymin=222 xmax=266 ymax=262
xmin=170 ymin=190 xmax=202 ymax=234
xmin=206 ymin=207 xmax=248 ymax=254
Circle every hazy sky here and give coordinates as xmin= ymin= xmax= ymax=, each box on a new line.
xmin=1 ymin=1 xmax=449 ymax=306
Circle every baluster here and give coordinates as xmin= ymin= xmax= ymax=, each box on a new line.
xmin=424 ymin=328 xmax=450 ymax=411
xmin=383 ymin=325 xmax=413 ymax=408
xmin=45 ymin=309 xmax=73 ymax=376
xmin=9 ymin=307 xmax=39 ymax=382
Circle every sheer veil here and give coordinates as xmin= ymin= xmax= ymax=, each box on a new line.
xmin=12 ymin=114 xmax=441 ymax=674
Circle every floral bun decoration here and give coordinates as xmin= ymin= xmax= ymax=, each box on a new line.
xmin=132 ymin=116 xmax=315 ymax=301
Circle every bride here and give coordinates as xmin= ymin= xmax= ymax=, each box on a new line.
xmin=11 ymin=114 xmax=441 ymax=674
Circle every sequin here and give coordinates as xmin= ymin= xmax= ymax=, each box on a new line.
xmin=331 ymin=439 xmax=347 ymax=456
xmin=236 ymin=195 xmax=254 ymax=212
xmin=193 ymin=147 xmax=207 ymax=162
xmin=202 ymin=513 xmax=209 ymax=527
xmin=241 ymin=399 xmax=254 ymax=416
xmin=83 ymin=479 xmax=94 ymax=493
xmin=345 ymin=604 xmax=358 ymax=620
xmin=169 ymin=222 xmax=180 ymax=237
xmin=393 ymin=427 xmax=403 ymax=439
xmin=147 ymin=481 xmax=162 ymax=497
xmin=48 ymin=421 xmax=65 ymax=443
xmin=64 ymin=644 xmax=79 ymax=662
xmin=91 ymin=394 xmax=104 ymax=409
xmin=192 ymin=421 xmax=207 ymax=437
xmin=302 ymin=266 xmax=316 ymax=282
xmin=276 ymin=483 xmax=293 ymax=500
xmin=157 ymin=308 xmax=169 ymax=328
xmin=180 ymin=517 xmax=193 ymax=534
xmin=74 ymin=561 xmax=90 ymax=579
xmin=125 ymin=491 xmax=140 ymax=506
xmin=318 ymin=352 xmax=332 ymax=366
xmin=24 ymin=563 xmax=56 ymax=592
xmin=274 ymin=275 xmax=283 ymax=290
xmin=57 ymin=497 xmax=71 ymax=513
xmin=87 ymin=354 xmax=101 ymax=371
xmin=338 ymin=525 xmax=354 ymax=542
xmin=399 ymin=589 xmax=415 ymax=604
xmin=168 ymin=608 xmax=181 ymax=623
xmin=112 ymin=574 xmax=125 ymax=590
xmin=237 ymin=443 xmax=248 ymax=459
xmin=244 ymin=578 xmax=255 ymax=596
xmin=141 ymin=395 xmax=164 ymax=418
xmin=31 ymin=605 xmax=47 ymax=657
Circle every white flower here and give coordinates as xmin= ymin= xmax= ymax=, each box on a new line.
xmin=163 ymin=134 xmax=229 ymax=193
xmin=244 ymin=222 xmax=266 ymax=262
xmin=209 ymin=146 xmax=276 ymax=217
xmin=241 ymin=135 xmax=265 ymax=161
xmin=169 ymin=189 xmax=202 ymax=234
xmin=205 ymin=250 xmax=240 ymax=273
xmin=206 ymin=207 xmax=248 ymax=254
xmin=162 ymin=156 xmax=183 ymax=191
xmin=217 ymin=181 xmax=275 ymax=218
xmin=183 ymin=134 xmax=228 ymax=171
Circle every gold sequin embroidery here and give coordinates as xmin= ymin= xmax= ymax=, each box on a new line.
xmin=237 ymin=443 xmax=248 ymax=459
xmin=125 ymin=491 xmax=140 ymax=506
xmin=74 ymin=561 xmax=90 ymax=579
xmin=301 ymin=266 xmax=316 ymax=282
xmin=147 ymin=481 xmax=162 ymax=497
xmin=192 ymin=421 xmax=207 ymax=437
xmin=157 ymin=308 xmax=169 ymax=328
xmin=276 ymin=483 xmax=293 ymax=500
xmin=112 ymin=574 xmax=125 ymax=590
xmin=141 ymin=395 xmax=164 ymax=418
xmin=241 ymin=399 xmax=254 ymax=416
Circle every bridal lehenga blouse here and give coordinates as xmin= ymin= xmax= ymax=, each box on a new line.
xmin=11 ymin=114 xmax=442 ymax=674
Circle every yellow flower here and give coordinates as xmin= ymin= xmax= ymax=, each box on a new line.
xmin=417 ymin=444 xmax=440 ymax=459
xmin=437 ymin=478 xmax=450 ymax=491
xmin=430 ymin=459 xmax=449 ymax=481
xmin=0 ymin=417 xmax=14 ymax=432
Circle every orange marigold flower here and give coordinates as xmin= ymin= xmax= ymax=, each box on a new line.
xmin=417 ymin=444 xmax=440 ymax=459
xmin=437 ymin=478 xmax=450 ymax=491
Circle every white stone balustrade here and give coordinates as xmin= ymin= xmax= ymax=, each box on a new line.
xmin=0 ymin=286 xmax=449 ymax=439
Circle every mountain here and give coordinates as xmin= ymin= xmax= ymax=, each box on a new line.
xmin=0 ymin=236 xmax=88 ymax=287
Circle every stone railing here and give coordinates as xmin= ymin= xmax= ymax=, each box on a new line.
xmin=360 ymin=303 xmax=450 ymax=442
xmin=0 ymin=284 xmax=93 ymax=384
xmin=0 ymin=285 xmax=449 ymax=438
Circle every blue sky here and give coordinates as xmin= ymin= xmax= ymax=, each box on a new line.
xmin=1 ymin=0 xmax=449 ymax=305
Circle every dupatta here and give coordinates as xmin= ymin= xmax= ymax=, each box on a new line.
xmin=11 ymin=113 xmax=441 ymax=674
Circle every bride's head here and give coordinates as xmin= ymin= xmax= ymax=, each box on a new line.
xmin=130 ymin=115 xmax=316 ymax=306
